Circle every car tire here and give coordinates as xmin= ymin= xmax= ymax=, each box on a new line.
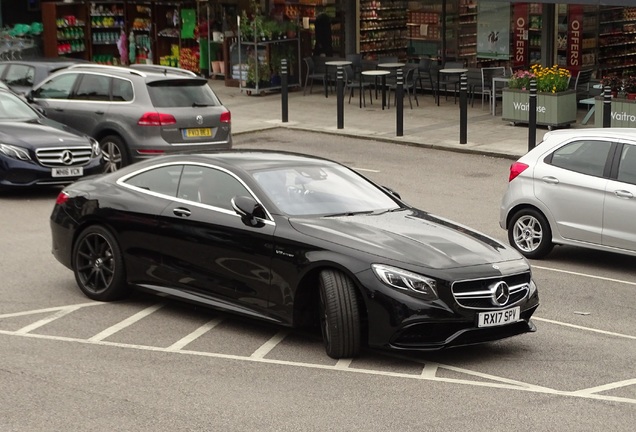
xmin=508 ymin=208 xmax=554 ymax=259
xmin=72 ymin=225 xmax=128 ymax=301
xmin=100 ymin=135 xmax=129 ymax=172
xmin=318 ymin=269 xmax=361 ymax=359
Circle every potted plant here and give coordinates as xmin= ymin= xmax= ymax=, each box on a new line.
xmin=624 ymin=76 xmax=636 ymax=100
xmin=502 ymin=64 xmax=576 ymax=129
xmin=601 ymin=75 xmax=622 ymax=97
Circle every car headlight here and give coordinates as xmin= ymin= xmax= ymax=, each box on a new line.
xmin=89 ymin=138 xmax=101 ymax=158
xmin=0 ymin=143 xmax=31 ymax=161
xmin=372 ymin=264 xmax=438 ymax=300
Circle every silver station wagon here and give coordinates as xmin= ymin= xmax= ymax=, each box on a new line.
xmin=28 ymin=64 xmax=232 ymax=172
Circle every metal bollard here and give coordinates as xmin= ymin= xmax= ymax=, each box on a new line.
xmin=396 ymin=68 xmax=404 ymax=137
xmin=337 ymin=66 xmax=344 ymax=129
xmin=459 ymin=73 xmax=467 ymax=144
xmin=528 ymin=80 xmax=537 ymax=151
xmin=603 ymin=86 xmax=611 ymax=128
xmin=281 ymin=59 xmax=288 ymax=123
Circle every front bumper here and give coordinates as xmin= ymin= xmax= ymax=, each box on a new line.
xmin=355 ymin=268 xmax=540 ymax=351
xmin=0 ymin=156 xmax=104 ymax=188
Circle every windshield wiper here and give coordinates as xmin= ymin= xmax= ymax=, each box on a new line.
xmin=323 ymin=210 xmax=375 ymax=218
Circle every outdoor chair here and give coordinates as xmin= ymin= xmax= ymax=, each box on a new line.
xmin=387 ymin=66 xmax=419 ymax=109
xmin=475 ymin=66 xmax=506 ymax=110
xmin=440 ymin=61 xmax=465 ymax=103
xmin=570 ymin=68 xmax=595 ymax=101
xmin=343 ymin=64 xmax=373 ymax=107
xmin=302 ymin=56 xmax=326 ymax=95
xmin=417 ymin=57 xmax=437 ymax=101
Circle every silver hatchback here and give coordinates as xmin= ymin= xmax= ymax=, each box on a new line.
xmin=500 ymin=128 xmax=636 ymax=259
xmin=28 ymin=64 xmax=231 ymax=172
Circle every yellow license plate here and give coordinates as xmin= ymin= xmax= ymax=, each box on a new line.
xmin=184 ymin=128 xmax=212 ymax=138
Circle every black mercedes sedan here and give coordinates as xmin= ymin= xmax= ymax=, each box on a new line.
xmin=0 ymin=88 xmax=104 ymax=189
xmin=50 ymin=151 xmax=539 ymax=359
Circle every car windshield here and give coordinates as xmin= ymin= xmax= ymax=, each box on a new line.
xmin=147 ymin=79 xmax=220 ymax=108
xmin=251 ymin=164 xmax=400 ymax=216
xmin=0 ymin=91 xmax=38 ymax=121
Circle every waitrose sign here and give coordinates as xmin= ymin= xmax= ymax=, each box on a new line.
xmin=594 ymin=99 xmax=636 ymax=128
xmin=512 ymin=102 xmax=547 ymax=113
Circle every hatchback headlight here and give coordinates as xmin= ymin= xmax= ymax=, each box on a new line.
xmin=372 ymin=264 xmax=438 ymax=300
xmin=0 ymin=143 xmax=31 ymax=161
xmin=89 ymin=138 xmax=101 ymax=158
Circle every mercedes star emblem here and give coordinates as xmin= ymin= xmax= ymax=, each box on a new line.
xmin=61 ymin=150 xmax=73 ymax=166
xmin=491 ymin=281 xmax=510 ymax=306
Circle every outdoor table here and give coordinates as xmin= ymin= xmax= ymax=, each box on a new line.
xmin=324 ymin=60 xmax=352 ymax=98
xmin=491 ymin=76 xmax=509 ymax=115
xmin=362 ymin=70 xmax=391 ymax=109
xmin=438 ymin=68 xmax=468 ymax=106
xmin=378 ymin=62 xmax=406 ymax=69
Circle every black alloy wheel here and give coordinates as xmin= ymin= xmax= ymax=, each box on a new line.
xmin=509 ymin=208 xmax=554 ymax=259
xmin=100 ymin=135 xmax=129 ymax=172
xmin=73 ymin=225 xmax=128 ymax=301
xmin=318 ymin=269 xmax=361 ymax=359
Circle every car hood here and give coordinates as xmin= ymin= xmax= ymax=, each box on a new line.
xmin=0 ymin=118 xmax=89 ymax=149
xmin=289 ymin=209 xmax=521 ymax=269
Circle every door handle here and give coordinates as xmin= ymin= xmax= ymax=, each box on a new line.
xmin=614 ymin=190 xmax=634 ymax=199
xmin=95 ymin=111 xmax=105 ymax=115
xmin=53 ymin=108 xmax=64 ymax=112
xmin=541 ymin=176 xmax=559 ymax=184
xmin=172 ymin=207 xmax=191 ymax=217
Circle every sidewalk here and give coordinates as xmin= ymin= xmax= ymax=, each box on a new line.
xmin=208 ymin=78 xmax=598 ymax=159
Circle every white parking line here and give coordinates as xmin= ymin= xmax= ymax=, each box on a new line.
xmin=14 ymin=306 xmax=83 ymax=335
xmin=335 ymin=358 xmax=352 ymax=369
xmin=533 ymin=265 xmax=636 ymax=287
xmin=420 ymin=362 xmax=439 ymax=377
xmin=250 ymin=330 xmax=289 ymax=359
xmin=533 ymin=317 xmax=636 ymax=340
xmin=1 ymin=330 xmax=634 ymax=405
xmin=167 ymin=317 xmax=223 ymax=351
xmin=572 ymin=378 xmax=636 ymax=396
xmin=88 ymin=303 xmax=164 ymax=342
xmin=0 ymin=302 xmax=101 ymax=319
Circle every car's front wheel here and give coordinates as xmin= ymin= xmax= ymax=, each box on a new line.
xmin=318 ymin=270 xmax=361 ymax=359
xmin=100 ymin=135 xmax=129 ymax=172
xmin=508 ymin=208 xmax=554 ymax=259
xmin=73 ymin=225 xmax=128 ymax=301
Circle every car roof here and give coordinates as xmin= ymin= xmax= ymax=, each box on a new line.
xmin=543 ymin=128 xmax=636 ymax=141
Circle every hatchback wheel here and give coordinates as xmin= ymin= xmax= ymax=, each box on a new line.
xmin=508 ymin=209 xmax=554 ymax=259
xmin=73 ymin=225 xmax=128 ymax=301
xmin=318 ymin=270 xmax=361 ymax=359
xmin=100 ymin=135 xmax=128 ymax=172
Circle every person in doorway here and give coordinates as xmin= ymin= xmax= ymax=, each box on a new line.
xmin=313 ymin=8 xmax=333 ymax=57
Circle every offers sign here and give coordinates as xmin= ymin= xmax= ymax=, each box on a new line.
xmin=513 ymin=4 xmax=528 ymax=68
xmin=567 ymin=5 xmax=583 ymax=70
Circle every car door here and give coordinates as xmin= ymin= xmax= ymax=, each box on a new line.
xmin=157 ymin=164 xmax=275 ymax=314
xmin=64 ymin=72 xmax=112 ymax=135
xmin=534 ymin=139 xmax=614 ymax=244
xmin=30 ymin=72 xmax=79 ymax=122
xmin=602 ymin=142 xmax=636 ymax=251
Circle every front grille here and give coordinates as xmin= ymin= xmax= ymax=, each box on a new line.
xmin=36 ymin=146 xmax=92 ymax=167
xmin=451 ymin=272 xmax=531 ymax=310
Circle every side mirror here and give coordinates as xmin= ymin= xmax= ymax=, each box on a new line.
xmin=231 ymin=195 xmax=266 ymax=227
xmin=26 ymin=90 xmax=34 ymax=103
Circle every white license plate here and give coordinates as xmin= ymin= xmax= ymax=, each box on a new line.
xmin=477 ymin=307 xmax=520 ymax=328
xmin=52 ymin=167 xmax=83 ymax=177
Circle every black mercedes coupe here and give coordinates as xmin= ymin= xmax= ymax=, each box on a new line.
xmin=50 ymin=151 xmax=539 ymax=358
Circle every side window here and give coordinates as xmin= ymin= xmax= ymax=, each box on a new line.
xmin=548 ymin=140 xmax=612 ymax=177
xmin=125 ymin=165 xmax=183 ymax=197
xmin=4 ymin=65 xmax=35 ymax=87
xmin=179 ymin=165 xmax=250 ymax=211
xmin=112 ymin=78 xmax=133 ymax=102
xmin=617 ymin=145 xmax=636 ymax=185
xmin=73 ymin=74 xmax=111 ymax=101
xmin=32 ymin=73 xmax=78 ymax=99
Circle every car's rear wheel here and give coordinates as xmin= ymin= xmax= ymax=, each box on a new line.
xmin=73 ymin=225 xmax=128 ymax=301
xmin=100 ymin=135 xmax=129 ymax=172
xmin=509 ymin=208 xmax=554 ymax=259
xmin=318 ymin=269 xmax=361 ymax=359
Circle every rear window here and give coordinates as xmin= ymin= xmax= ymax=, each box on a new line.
xmin=147 ymin=79 xmax=220 ymax=108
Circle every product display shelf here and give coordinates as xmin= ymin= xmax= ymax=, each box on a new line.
xmin=154 ymin=1 xmax=181 ymax=68
xmin=42 ymin=1 xmax=89 ymax=59
xmin=127 ymin=1 xmax=153 ymax=64
xmin=598 ymin=6 xmax=636 ymax=77
xmin=527 ymin=2 xmax=543 ymax=65
xmin=89 ymin=1 xmax=125 ymax=64
xmin=237 ymin=32 xmax=301 ymax=96
xmin=457 ymin=0 xmax=477 ymax=66
xmin=359 ymin=0 xmax=407 ymax=60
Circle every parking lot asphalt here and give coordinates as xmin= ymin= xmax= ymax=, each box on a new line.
xmin=208 ymin=77 xmax=599 ymax=159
